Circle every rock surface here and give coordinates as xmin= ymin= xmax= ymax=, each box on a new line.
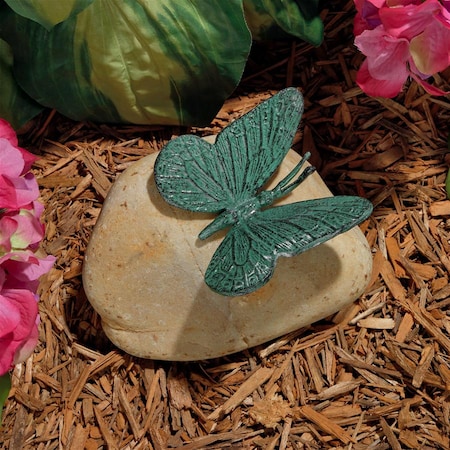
xmin=83 ymin=143 xmax=373 ymax=361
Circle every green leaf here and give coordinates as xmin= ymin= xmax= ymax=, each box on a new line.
xmin=4 ymin=0 xmax=94 ymax=30
xmin=0 ymin=39 xmax=44 ymax=129
xmin=244 ymin=0 xmax=323 ymax=45
xmin=0 ymin=373 xmax=11 ymax=427
xmin=0 ymin=0 xmax=251 ymax=126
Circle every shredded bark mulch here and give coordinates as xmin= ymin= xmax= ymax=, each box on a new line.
xmin=1 ymin=2 xmax=450 ymax=449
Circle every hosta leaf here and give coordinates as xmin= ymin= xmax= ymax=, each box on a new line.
xmin=0 ymin=39 xmax=44 ymax=129
xmin=4 ymin=0 xmax=93 ymax=30
xmin=244 ymin=0 xmax=323 ymax=45
xmin=0 ymin=0 xmax=251 ymax=127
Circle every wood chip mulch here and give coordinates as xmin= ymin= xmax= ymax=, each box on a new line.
xmin=1 ymin=2 xmax=450 ymax=449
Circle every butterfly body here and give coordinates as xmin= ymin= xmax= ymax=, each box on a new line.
xmin=154 ymin=88 xmax=373 ymax=296
xmin=199 ymin=148 xmax=315 ymax=240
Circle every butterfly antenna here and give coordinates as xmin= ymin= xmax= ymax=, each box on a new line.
xmin=272 ymin=151 xmax=316 ymax=199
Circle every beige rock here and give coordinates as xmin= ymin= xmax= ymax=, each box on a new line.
xmin=83 ymin=142 xmax=372 ymax=361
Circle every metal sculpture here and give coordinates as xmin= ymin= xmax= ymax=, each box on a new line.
xmin=154 ymin=88 xmax=372 ymax=296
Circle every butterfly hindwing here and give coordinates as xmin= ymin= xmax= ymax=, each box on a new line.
xmin=154 ymin=88 xmax=304 ymax=213
xmin=204 ymin=225 xmax=275 ymax=296
xmin=251 ymin=196 xmax=372 ymax=257
xmin=205 ymin=196 xmax=372 ymax=296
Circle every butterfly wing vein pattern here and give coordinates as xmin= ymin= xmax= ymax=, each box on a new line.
xmin=154 ymin=136 xmax=234 ymax=212
xmin=205 ymin=226 xmax=274 ymax=296
xmin=154 ymin=88 xmax=304 ymax=212
xmin=205 ymin=197 xmax=372 ymax=296
xmin=154 ymin=88 xmax=373 ymax=297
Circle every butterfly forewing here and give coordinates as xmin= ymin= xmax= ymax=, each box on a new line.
xmin=215 ymin=87 xmax=304 ymax=201
xmin=205 ymin=196 xmax=372 ymax=296
xmin=154 ymin=136 xmax=234 ymax=212
xmin=154 ymin=88 xmax=304 ymax=213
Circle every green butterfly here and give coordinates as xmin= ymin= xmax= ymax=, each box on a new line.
xmin=154 ymin=88 xmax=372 ymax=296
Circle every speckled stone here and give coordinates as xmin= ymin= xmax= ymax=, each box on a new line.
xmin=83 ymin=141 xmax=373 ymax=361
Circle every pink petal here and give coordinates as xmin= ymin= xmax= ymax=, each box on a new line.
xmin=365 ymin=0 xmax=385 ymax=7
xmin=354 ymin=0 xmax=383 ymax=35
xmin=354 ymin=27 xmax=410 ymax=79
xmin=13 ymin=317 xmax=39 ymax=366
xmin=0 ymin=216 xmax=18 ymax=252
xmin=0 ymin=343 xmax=17 ymax=374
xmin=1 ymin=173 xmax=40 ymax=212
xmin=1 ymin=253 xmax=56 ymax=291
xmin=409 ymin=25 xmax=450 ymax=74
xmin=0 ymin=175 xmax=18 ymax=211
xmin=0 ymin=289 xmax=38 ymax=374
xmin=0 ymin=119 xmax=37 ymax=174
xmin=0 ymin=119 xmax=18 ymax=146
xmin=410 ymin=73 xmax=450 ymax=95
xmin=11 ymin=173 xmax=40 ymax=209
xmin=0 ymin=296 xmax=21 ymax=337
xmin=356 ymin=59 xmax=406 ymax=97
xmin=386 ymin=0 xmax=424 ymax=6
xmin=32 ymin=201 xmax=44 ymax=220
xmin=0 ymin=139 xmax=25 ymax=179
xmin=8 ymin=211 xmax=45 ymax=250
xmin=437 ymin=1 xmax=450 ymax=27
xmin=17 ymin=149 xmax=38 ymax=175
xmin=0 ymin=141 xmax=38 ymax=211
xmin=380 ymin=0 xmax=443 ymax=39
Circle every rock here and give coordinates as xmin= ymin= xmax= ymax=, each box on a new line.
xmin=83 ymin=141 xmax=372 ymax=361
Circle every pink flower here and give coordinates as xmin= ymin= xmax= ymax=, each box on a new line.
xmin=0 ymin=119 xmax=37 ymax=174
xmin=0 ymin=252 xmax=56 ymax=292
xmin=0 ymin=289 xmax=39 ymax=374
xmin=355 ymin=26 xmax=411 ymax=97
xmin=354 ymin=0 xmax=450 ymax=97
xmin=0 ymin=208 xmax=46 ymax=253
xmin=0 ymin=119 xmax=54 ymax=376
xmin=354 ymin=0 xmax=384 ymax=35
xmin=0 ymin=250 xmax=55 ymax=375
xmin=0 ymin=139 xmax=40 ymax=211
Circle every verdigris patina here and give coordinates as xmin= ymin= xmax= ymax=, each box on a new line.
xmin=82 ymin=88 xmax=373 ymax=360
xmin=154 ymin=88 xmax=372 ymax=296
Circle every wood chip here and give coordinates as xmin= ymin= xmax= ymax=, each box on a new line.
xmin=412 ymin=344 xmax=435 ymax=388
xmin=207 ymin=367 xmax=272 ymax=421
xmin=298 ymin=405 xmax=355 ymax=444
xmin=362 ymin=145 xmax=403 ymax=170
xmin=358 ymin=317 xmax=396 ymax=329
xmin=395 ymin=312 xmax=415 ymax=343
xmin=429 ymin=200 xmax=450 ymax=216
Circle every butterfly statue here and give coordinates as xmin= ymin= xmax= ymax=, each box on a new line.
xmin=154 ymin=88 xmax=372 ymax=297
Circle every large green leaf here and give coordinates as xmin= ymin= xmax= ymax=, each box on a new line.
xmin=0 ymin=39 xmax=44 ymax=129
xmin=244 ymin=0 xmax=323 ymax=45
xmin=0 ymin=373 xmax=11 ymax=427
xmin=4 ymin=0 xmax=93 ymax=30
xmin=0 ymin=0 xmax=251 ymax=127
